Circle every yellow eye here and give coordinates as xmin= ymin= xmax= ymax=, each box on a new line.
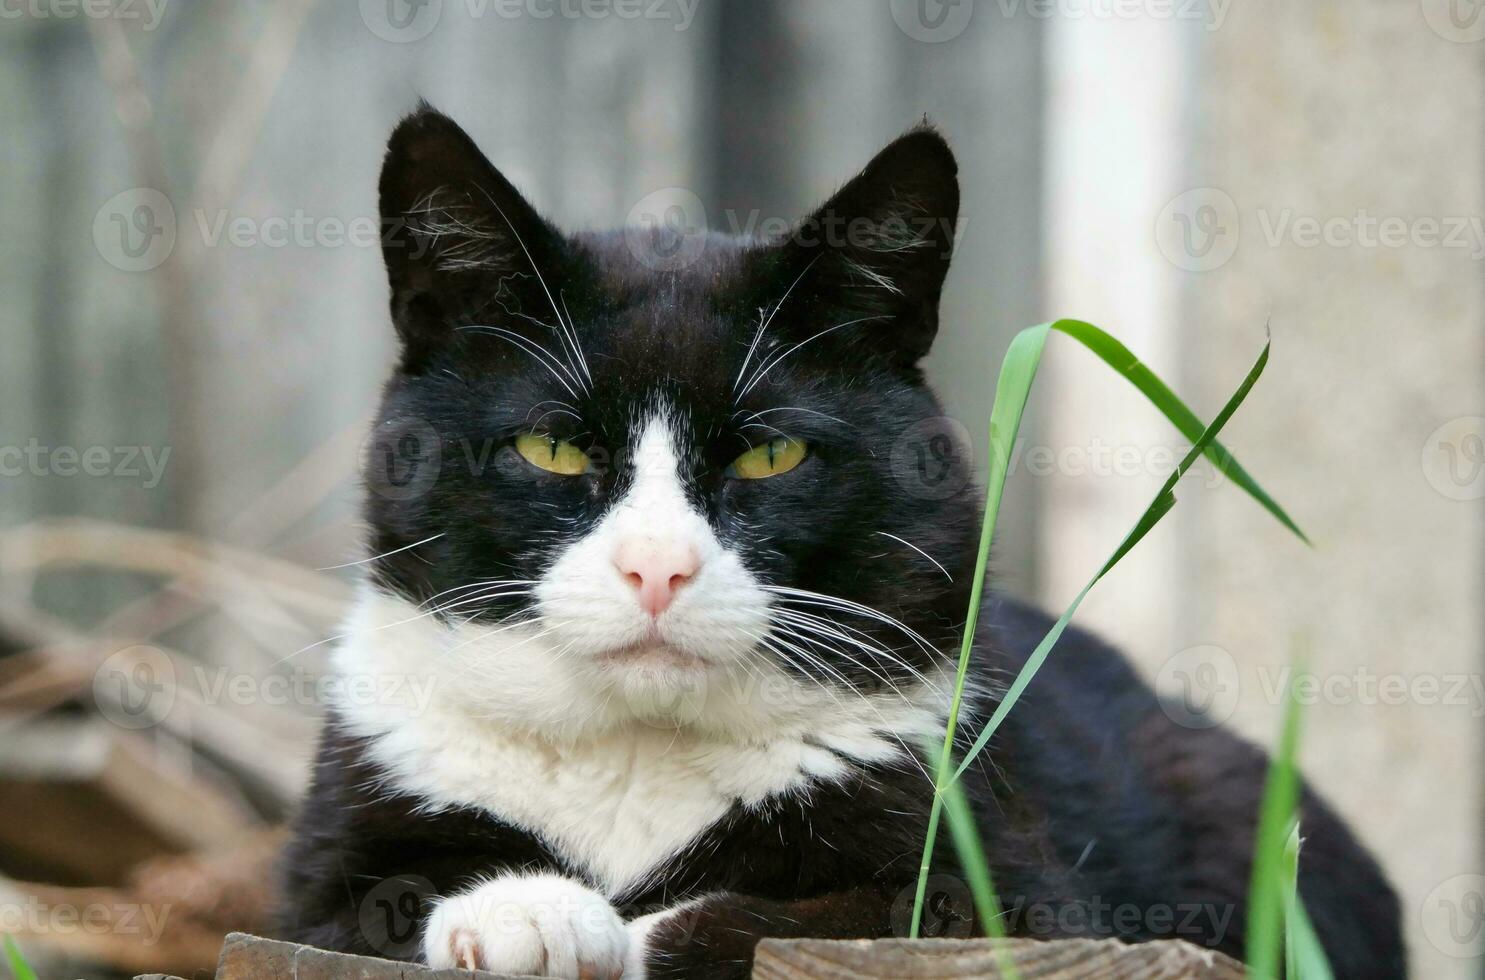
xmin=729 ymin=436 xmax=807 ymax=480
xmin=515 ymin=433 xmax=591 ymax=476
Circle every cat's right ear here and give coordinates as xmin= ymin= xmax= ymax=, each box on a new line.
xmin=379 ymin=105 xmax=565 ymax=369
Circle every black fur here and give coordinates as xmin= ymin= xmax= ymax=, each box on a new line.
xmin=277 ymin=106 xmax=1404 ymax=978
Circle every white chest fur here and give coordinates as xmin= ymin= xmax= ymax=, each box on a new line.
xmin=331 ymin=586 xmax=948 ymax=898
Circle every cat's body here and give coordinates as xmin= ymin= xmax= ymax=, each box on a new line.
xmin=277 ymin=107 xmax=1405 ymax=978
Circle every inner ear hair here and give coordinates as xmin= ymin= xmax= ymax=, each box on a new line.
xmin=404 ymin=185 xmax=515 ymax=276
xmin=830 ymin=196 xmax=948 ymax=296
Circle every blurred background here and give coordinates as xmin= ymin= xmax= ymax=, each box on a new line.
xmin=0 ymin=1 xmax=1480 ymax=977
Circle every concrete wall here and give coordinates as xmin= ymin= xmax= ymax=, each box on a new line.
xmin=1040 ymin=4 xmax=1485 ymax=976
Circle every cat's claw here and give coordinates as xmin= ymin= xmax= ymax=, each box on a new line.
xmin=423 ymin=873 xmax=629 ymax=979
xmin=449 ymin=926 xmax=483 ymax=971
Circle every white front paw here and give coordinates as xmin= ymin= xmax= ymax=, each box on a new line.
xmin=423 ymin=873 xmax=628 ymax=979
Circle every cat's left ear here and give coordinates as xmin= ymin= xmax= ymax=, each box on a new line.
xmin=776 ymin=125 xmax=959 ymax=364
xmin=379 ymin=104 xmax=568 ymax=371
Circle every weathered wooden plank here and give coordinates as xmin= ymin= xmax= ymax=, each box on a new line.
xmin=751 ymin=937 xmax=1245 ymax=980
xmin=215 ymin=932 xmax=528 ymax=980
xmin=155 ymin=932 xmax=1247 ymax=980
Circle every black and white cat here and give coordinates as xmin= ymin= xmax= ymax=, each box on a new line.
xmin=277 ymin=106 xmax=1405 ymax=978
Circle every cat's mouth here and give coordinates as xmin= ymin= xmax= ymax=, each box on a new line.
xmin=596 ymin=641 xmax=706 ymax=671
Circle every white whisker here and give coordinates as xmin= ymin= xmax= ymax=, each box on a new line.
xmin=733 ymin=258 xmax=818 ymax=399
xmin=873 ymin=531 xmax=953 ymax=582
xmin=459 ymin=325 xmax=582 ymax=399
xmin=318 ymin=532 xmax=445 ymax=571
xmin=481 ymin=192 xmax=591 ymax=396
xmin=737 ymin=315 xmax=889 ymax=400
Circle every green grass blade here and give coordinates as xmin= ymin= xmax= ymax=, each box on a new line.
xmin=911 ymin=322 xmax=1293 ymax=938
xmin=950 ymin=336 xmax=1273 ymax=785
xmin=1284 ymin=822 xmax=1301 ymax=979
xmin=1287 ymin=895 xmax=1335 ymax=980
xmin=1049 ymin=319 xmax=1309 ymax=544
xmin=940 ymin=765 xmax=1021 ymax=980
xmin=909 ymin=323 xmax=1051 ymax=938
xmin=3 ymin=937 xmax=38 ymax=980
xmin=940 ymin=775 xmax=1005 ymax=938
xmin=1281 ymin=823 xmax=1335 ymax=979
xmin=1246 ymin=661 xmax=1305 ymax=979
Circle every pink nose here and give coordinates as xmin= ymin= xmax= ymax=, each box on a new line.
xmin=614 ymin=537 xmax=700 ymax=617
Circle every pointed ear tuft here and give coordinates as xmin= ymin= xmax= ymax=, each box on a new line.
xmin=379 ymin=105 xmax=565 ymax=369
xmin=775 ymin=124 xmax=960 ymax=365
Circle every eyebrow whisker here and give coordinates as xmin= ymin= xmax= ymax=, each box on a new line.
xmin=733 ymin=257 xmax=819 ymax=400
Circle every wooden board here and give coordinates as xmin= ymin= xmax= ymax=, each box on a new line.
xmin=127 ymin=933 xmax=1248 ymax=980
xmin=752 ymin=937 xmax=1246 ymax=979
xmin=214 ymin=933 xmax=528 ymax=980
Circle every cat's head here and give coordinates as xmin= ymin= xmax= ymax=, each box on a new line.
xmin=356 ymin=105 xmax=978 ymax=737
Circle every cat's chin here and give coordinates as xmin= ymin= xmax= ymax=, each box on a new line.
xmin=592 ymin=642 xmax=717 ymax=728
